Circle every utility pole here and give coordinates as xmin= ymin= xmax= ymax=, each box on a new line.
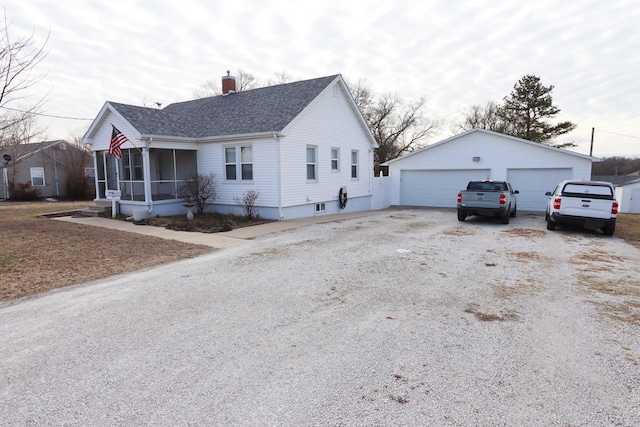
xmin=589 ymin=127 xmax=595 ymax=156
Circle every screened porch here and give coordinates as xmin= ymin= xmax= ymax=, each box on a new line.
xmin=95 ymin=148 xmax=197 ymax=201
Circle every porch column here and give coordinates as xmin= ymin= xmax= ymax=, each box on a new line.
xmin=92 ymin=151 xmax=99 ymax=200
xmin=142 ymin=147 xmax=152 ymax=206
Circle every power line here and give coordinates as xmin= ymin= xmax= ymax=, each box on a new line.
xmin=597 ymin=129 xmax=640 ymax=140
xmin=1 ymin=106 xmax=93 ymax=121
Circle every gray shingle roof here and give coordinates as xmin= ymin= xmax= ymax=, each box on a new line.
xmin=109 ymin=75 xmax=340 ymax=139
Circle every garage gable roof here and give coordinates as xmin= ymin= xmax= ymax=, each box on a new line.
xmin=382 ymin=128 xmax=599 ymax=165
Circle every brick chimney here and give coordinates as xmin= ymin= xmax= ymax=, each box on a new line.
xmin=222 ymin=70 xmax=236 ymax=94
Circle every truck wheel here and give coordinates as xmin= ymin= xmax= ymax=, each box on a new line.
xmin=546 ymin=219 xmax=556 ymax=230
xmin=603 ymin=224 xmax=615 ymax=236
xmin=457 ymin=211 xmax=466 ymax=222
xmin=510 ymin=205 xmax=517 ymax=218
xmin=501 ymin=212 xmax=510 ymax=224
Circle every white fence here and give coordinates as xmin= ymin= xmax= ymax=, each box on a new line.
xmin=371 ymin=176 xmax=391 ymax=210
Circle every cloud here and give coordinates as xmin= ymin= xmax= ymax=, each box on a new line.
xmin=4 ymin=0 xmax=639 ymax=157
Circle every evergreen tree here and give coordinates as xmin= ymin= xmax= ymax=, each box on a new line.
xmin=499 ymin=75 xmax=576 ymax=145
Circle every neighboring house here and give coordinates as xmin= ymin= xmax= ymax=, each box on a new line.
xmin=382 ymin=129 xmax=598 ymax=212
xmin=1 ymin=140 xmax=94 ymax=199
xmin=615 ymin=178 xmax=640 ymax=214
xmin=82 ymin=74 xmax=378 ymax=219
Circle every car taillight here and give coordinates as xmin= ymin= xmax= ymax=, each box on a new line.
xmin=553 ymin=198 xmax=561 ymax=209
xmin=499 ymin=193 xmax=506 ymax=205
xmin=457 ymin=192 xmax=462 ymax=203
xmin=612 ymin=202 xmax=618 ymax=215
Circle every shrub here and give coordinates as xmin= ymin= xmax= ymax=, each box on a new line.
xmin=178 ymin=173 xmax=217 ymax=214
xmin=10 ymin=181 xmax=41 ymax=201
xmin=234 ymin=190 xmax=260 ymax=220
xmin=65 ymin=174 xmax=93 ymax=200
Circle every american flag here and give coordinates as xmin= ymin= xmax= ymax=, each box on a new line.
xmin=109 ymin=125 xmax=129 ymax=159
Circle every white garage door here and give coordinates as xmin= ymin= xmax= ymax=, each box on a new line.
xmin=507 ymin=168 xmax=572 ymax=211
xmin=400 ymin=169 xmax=491 ymax=207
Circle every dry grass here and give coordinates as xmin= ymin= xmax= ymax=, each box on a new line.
xmin=616 ymin=213 xmax=640 ymax=249
xmin=464 ymin=303 xmax=519 ymax=322
xmin=1 ymin=203 xmax=639 ymax=302
xmin=0 ymin=201 xmax=213 ymax=301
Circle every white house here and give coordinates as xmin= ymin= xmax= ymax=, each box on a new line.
xmin=615 ymin=178 xmax=640 ymax=214
xmin=382 ymin=129 xmax=598 ymax=212
xmin=82 ymin=74 xmax=378 ymax=220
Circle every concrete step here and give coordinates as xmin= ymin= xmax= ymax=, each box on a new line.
xmin=79 ymin=201 xmax=113 ymax=217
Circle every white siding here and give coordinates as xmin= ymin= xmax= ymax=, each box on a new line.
xmin=279 ymin=82 xmax=374 ymax=210
xmin=197 ymin=138 xmax=280 ymax=208
xmin=616 ymin=181 xmax=640 ymax=213
xmin=387 ymin=130 xmax=593 ymax=207
xmin=86 ymin=111 xmax=141 ymax=152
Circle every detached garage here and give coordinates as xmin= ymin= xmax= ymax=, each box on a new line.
xmin=615 ymin=179 xmax=640 ymax=214
xmin=383 ymin=129 xmax=597 ymax=212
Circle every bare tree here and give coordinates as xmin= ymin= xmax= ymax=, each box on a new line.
xmin=347 ymin=79 xmax=439 ymax=174
xmin=0 ymin=12 xmax=48 ymax=150
xmin=193 ymin=69 xmax=261 ymax=98
xmin=265 ymin=71 xmax=292 ymax=86
xmin=54 ymin=129 xmax=93 ymax=199
xmin=453 ymin=100 xmax=503 ymax=133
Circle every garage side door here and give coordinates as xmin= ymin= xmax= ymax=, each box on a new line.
xmin=400 ymin=169 xmax=491 ymax=207
xmin=507 ymin=168 xmax=572 ymax=211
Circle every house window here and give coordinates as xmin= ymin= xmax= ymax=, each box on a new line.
xmin=30 ymin=167 xmax=45 ymax=186
xmin=225 ymin=147 xmax=236 ymax=180
xmin=351 ymin=150 xmax=359 ymax=179
xmin=241 ymin=146 xmax=253 ymax=180
xmin=307 ymin=146 xmax=317 ymax=181
xmin=315 ymin=202 xmax=326 ymax=213
xmin=331 ymin=148 xmax=340 ymax=171
xmin=225 ymin=145 xmax=253 ymax=181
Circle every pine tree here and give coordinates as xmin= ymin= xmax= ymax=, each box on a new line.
xmin=498 ymin=75 xmax=576 ymax=145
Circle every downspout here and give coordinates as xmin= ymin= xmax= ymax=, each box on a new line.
xmin=144 ymin=138 xmax=153 ymax=215
xmin=52 ymin=148 xmax=60 ymax=197
xmin=2 ymin=166 xmax=8 ymax=199
xmin=275 ymin=134 xmax=283 ymax=219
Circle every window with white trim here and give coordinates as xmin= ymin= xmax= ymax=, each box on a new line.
xmin=351 ymin=150 xmax=359 ymax=179
xmin=331 ymin=148 xmax=339 ymax=171
xmin=307 ymin=146 xmax=317 ymax=181
xmin=315 ymin=202 xmax=326 ymax=213
xmin=30 ymin=167 xmax=45 ymax=186
xmin=225 ymin=145 xmax=253 ymax=181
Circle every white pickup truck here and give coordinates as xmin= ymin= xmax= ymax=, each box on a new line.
xmin=545 ymin=180 xmax=618 ymax=236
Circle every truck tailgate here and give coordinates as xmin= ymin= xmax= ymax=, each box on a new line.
xmin=559 ymin=198 xmax=612 ymax=219
xmin=461 ymin=192 xmax=502 ymax=208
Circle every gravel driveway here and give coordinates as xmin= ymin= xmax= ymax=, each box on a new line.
xmin=1 ymin=209 xmax=639 ymax=426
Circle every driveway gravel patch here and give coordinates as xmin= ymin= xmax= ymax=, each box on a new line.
xmin=1 ymin=209 xmax=639 ymax=425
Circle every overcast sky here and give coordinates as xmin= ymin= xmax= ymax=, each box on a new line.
xmin=5 ymin=0 xmax=640 ymax=158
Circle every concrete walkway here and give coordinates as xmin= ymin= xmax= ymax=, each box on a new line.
xmin=54 ymin=210 xmax=380 ymax=249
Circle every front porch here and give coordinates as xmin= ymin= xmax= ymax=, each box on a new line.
xmin=93 ymin=147 xmax=198 ymax=216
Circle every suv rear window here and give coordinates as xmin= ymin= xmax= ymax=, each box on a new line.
xmin=561 ymin=183 xmax=614 ymax=200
